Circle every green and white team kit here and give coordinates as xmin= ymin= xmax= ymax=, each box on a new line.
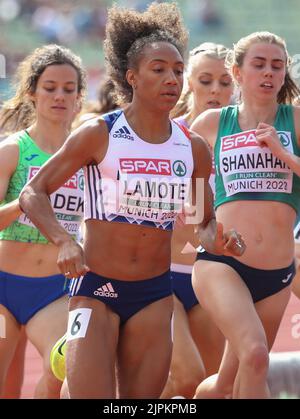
xmin=0 ymin=130 xmax=84 ymax=243
xmin=214 ymin=105 xmax=300 ymax=211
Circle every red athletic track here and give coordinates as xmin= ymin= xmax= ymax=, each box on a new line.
xmin=20 ymin=293 xmax=300 ymax=399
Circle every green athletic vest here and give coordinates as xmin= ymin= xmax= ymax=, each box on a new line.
xmin=214 ymin=105 xmax=300 ymax=213
xmin=0 ymin=130 xmax=84 ymax=243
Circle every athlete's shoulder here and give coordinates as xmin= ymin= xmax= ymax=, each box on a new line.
xmin=70 ymin=113 xmax=109 ymax=142
xmin=191 ymin=108 xmax=221 ymax=136
xmin=0 ymin=130 xmax=23 ymax=145
xmin=0 ymin=130 xmax=23 ymax=157
xmin=190 ymin=109 xmax=222 ymax=149
xmin=57 ymin=115 xmax=109 ymax=168
xmin=193 ymin=108 xmax=222 ymax=125
xmin=0 ymin=131 xmax=22 ymax=174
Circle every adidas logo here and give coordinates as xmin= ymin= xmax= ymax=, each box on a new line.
xmin=113 ymin=126 xmax=134 ymax=141
xmin=94 ymin=282 xmax=118 ymax=298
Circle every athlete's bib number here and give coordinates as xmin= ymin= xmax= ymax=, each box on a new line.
xmin=71 ymin=313 xmax=82 ymax=336
xmin=66 ymin=308 xmax=92 ymax=341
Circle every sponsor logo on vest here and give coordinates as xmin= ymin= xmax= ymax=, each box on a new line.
xmin=173 ymin=160 xmax=187 ymax=177
xmin=278 ymin=131 xmax=290 ymax=147
xmin=120 ymin=158 xmax=171 ymax=175
xmin=113 ymin=126 xmax=134 ymax=141
xmin=221 ymin=130 xmax=258 ymax=152
xmin=79 ymin=173 xmax=84 ymax=191
xmin=25 ymin=154 xmax=39 ymax=162
xmin=221 ymin=130 xmax=292 ymax=152
xmin=29 ymin=166 xmax=78 ymax=189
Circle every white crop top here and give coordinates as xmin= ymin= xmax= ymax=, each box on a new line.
xmin=84 ymin=110 xmax=194 ymax=230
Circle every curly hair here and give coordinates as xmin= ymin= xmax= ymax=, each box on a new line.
xmin=226 ymin=31 xmax=300 ymax=104
xmin=104 ymin=2 xmax=188 ymax=104
xmin=0 ymin=44 xmax=87 ymax=133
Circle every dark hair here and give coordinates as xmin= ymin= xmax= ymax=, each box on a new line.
xmin=226 ymin=31 xmax=300 ymax=104
xmin=104 ymin=2 xmax=188 ymax=104
xmin=72 ymin=78 xmax=119 ymax=129
xmin=96 ymin=78 xmax=119 ymax=114
xmin=0 ymin=44 xmax=87 ymax=132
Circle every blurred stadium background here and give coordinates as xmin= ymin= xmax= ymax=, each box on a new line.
xmin=1 ymin=0 xmax=300 ymax=398
xmin=1 ymin=0 xmax=300 ymax=99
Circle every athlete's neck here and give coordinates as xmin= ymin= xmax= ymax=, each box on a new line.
xmin=238 ymin=101 xmax=279 ymax=130
xmin=124 ymin=105 xmax=171 ymax=144
xmin=27 ymin=120 xmax=71 ymax=154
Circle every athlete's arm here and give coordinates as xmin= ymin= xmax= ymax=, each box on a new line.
xmin=190 ymin=108 xmax=221 ymax=148
xmin=19 ymin=118 xmax=108 ymax=277
xmin=0 ymin=138 xmax=23 ymax=230
xmin=190 ymin=131 xmax=245 ymax=257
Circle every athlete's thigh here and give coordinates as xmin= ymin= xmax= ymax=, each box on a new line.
xmin=0 ymin=305 xmax=22 ymax=387
xmin=117 ymin=295 xmax=173 ymax=399
xmin=25 ymin=295 xmax=69 ymax=359
xmin=3 ymin=328 xmax=27 ymax=398
xmin=188 ymin=303 xmax=225 ymax=376
xmin=66 ymin=296 xmax=120 ymax=398
xmin=255 ymin=286 xmax=291 ymax=349
xmin=171 ymin=296 xmax=204 ymax=378
xmin=192 ymin=261 xmax=266 ymax=354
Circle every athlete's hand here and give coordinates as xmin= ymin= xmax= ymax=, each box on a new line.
xmin=213 ymin=222 xmax=246 ymax=257
xmin=256 ymin=122 xmax=285 ymax=158
xmin=175 ymin=205 xmax=198 ymax=228
xmin=57 ymin=239 xmax=90 ymax=278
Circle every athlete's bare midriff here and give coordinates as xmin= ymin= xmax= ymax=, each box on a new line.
xmin=84 ymin=219 xmax=172 ymax=280
xmin=216 ymin=200 xmax=296 ymax=269
xmin=0 ymin=240 xmax=61 ymax=276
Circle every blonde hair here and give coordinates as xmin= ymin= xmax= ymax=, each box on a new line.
xmin=171 ymin=42 xmax=230 ymax=119
xmin=226 ymin=31 xmax=300 ymax=104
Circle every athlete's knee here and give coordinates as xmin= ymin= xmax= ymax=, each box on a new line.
xmin=240 ymin=343 xmax=269 ymax=375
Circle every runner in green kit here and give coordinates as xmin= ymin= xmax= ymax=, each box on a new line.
xmin=0 ymin=44 xmax=86 ymax=398
xmin=191 ymin=31 xmax=300 ymax=399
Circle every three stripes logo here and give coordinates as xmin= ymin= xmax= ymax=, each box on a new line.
xmin=94 ymin=282 xmax=118 ymax=298
xmin=113 ymin=126 xmax=134 ymax=141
